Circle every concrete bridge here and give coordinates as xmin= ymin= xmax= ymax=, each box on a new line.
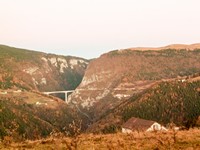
xmin=43 ymin=90 xmax=74 ymax=103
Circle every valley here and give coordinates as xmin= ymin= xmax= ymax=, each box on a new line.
xmin=0 ymin=44 xmax=200 ymax=149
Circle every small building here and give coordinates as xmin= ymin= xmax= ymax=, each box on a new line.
xmin=122 ymin=117 xmax=167 ymax=133
xmin=0 ymin=91 xmax=7 ymax=95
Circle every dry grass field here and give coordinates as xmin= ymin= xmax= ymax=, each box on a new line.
xmin=1 ymin=129 xmax=200 ymax=150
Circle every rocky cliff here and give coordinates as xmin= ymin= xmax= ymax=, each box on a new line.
xmin=70 ymin=44 xmax=200 ymax=120
xmin=0 ymin=45 xmax=89 ymax=92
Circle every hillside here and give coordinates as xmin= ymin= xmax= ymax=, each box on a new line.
xmin=122 ymin=79 xmax=200 ymax=126
xmin=0 ymin=90 xmax=86 ymax=140
xmin=87 ymin=77 xmax=200 ymax=133
xmin=0 ymin=45 xmax=90 ymax=140
xmin=0 ymin=45 xmax=89 ymax=92
xmin=70 ymin=47 xmax=200 ymax=121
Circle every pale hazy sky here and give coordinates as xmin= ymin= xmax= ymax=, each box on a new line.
xmin=0 ymin=0 xmax=200 ymax=58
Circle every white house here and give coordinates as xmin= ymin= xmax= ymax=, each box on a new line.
xmin=122 ymin=117 xmax=167 ymax=133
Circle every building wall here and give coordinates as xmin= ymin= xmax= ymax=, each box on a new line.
xmin=122 ymin=128 xmax=132 ymax=133
xmin=122 ymin=122 xmax=168 ymax=133
xmin=146 ymin=123 xmax=168 ymax=132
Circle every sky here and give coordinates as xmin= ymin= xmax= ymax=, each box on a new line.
xmin=0 ymin=0 xmax=200 ymax=59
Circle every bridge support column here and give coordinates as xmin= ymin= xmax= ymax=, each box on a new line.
xmin=65 ymin=92 xmax=68 ymax=103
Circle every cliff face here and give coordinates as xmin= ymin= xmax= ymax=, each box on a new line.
xmin=0 ymin=45 xmax=89 ymax=92
xmin=70 ymin=48 xmax=200 ymax=120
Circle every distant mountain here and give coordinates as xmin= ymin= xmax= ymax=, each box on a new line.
xmin=129 ymin=43 xmax=200 ymax=51
xmin=87 ymin=76 xmax=200 ymax=133
xmin=70 ymin=44 xmax=200 ymax=122
xmin=0 ymin=45 xmax=89 ymax=92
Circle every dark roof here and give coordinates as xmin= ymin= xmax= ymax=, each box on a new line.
xmin=122 ymin=117 xmax=156 ymax=131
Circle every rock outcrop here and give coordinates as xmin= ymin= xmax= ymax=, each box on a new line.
xmin=70 ymin=45 xmax=200 ymax=120
xmin=0 ymin=45 xmax=89 ymax=92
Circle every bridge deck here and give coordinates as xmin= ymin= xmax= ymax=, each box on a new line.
xmin=43 ymin=90 xmax=74 ymax=94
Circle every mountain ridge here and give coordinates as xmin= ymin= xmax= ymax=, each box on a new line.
xmin=70 ymin=45 xmax=200 ymax=122
xmin=0 ymin=45 xmax=89 ymax=92
xmin=129 ymin=43 xmax=200 ymax=51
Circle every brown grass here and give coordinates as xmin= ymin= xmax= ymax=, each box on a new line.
xmin=1 ymin=128 xmax=200 ymax=150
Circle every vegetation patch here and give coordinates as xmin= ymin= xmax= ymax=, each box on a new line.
xmin=122 ymin=80 xmax=200 ymax=128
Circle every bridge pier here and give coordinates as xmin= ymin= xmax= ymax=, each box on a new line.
xmin=65 ymin=92 xmax=69 ymax=103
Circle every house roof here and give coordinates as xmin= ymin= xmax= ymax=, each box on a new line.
xmin=122 ymin=117 xmax=156 ymax=131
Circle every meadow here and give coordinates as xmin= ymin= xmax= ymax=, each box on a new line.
xmin=1 ymin=128 xmax=200 ymax=150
